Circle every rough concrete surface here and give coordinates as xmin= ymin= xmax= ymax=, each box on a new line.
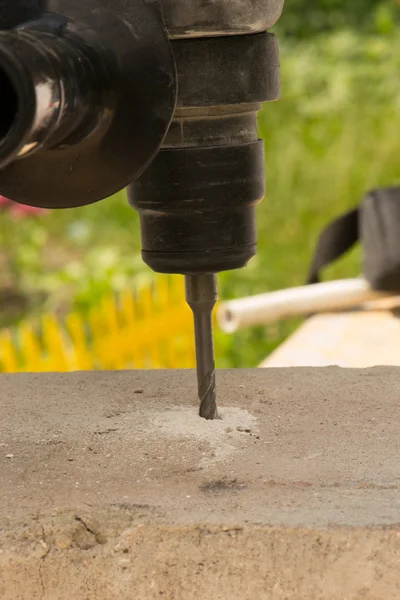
xmin=0 ymin=367 xmax=399 ymax=599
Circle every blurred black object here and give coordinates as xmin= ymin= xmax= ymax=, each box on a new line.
xmin=0 ymin=0 xmax=176 ymax=207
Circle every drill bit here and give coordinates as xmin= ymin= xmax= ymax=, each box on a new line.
xmin=185 ymin=274 xmax=218 ymax=420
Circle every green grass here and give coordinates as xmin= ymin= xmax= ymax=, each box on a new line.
xmin=2 ymin=29 xmax=400 ymax=367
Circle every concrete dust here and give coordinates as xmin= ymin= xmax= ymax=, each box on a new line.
xmin=151 ymin=406 xmax=258 ymax=467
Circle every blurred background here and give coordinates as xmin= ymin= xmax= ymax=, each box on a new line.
xmin=1 ymin=0 xmax=400 ymax=371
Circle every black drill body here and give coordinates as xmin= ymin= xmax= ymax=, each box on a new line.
xmin=0 ymin=0 xmax=284 ymax=418
xmin=0 ymin=0 xmax=283 ymax=274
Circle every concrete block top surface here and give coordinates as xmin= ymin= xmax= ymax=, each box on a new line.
xmin=0 ymin=367 xmax=399 ymax=530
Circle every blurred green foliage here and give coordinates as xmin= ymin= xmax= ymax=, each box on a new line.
xmin=2 ymin=11 xmax=400 ymax=367
xmin=277 ymin=0 xmax=400 ymax=38
xmin=217 ymin=28 xmax=400 ymax=366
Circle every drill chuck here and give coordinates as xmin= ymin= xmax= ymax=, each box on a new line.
xmin=129 ymin=30 xmax=280 ymax=274
xmin=130 ymin=141 xmax=265 ymax=274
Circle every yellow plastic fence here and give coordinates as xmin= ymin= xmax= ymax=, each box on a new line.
xmin=0 ymin=277 xmax=199 ymax=373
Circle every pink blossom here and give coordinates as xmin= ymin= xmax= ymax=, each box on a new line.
xmin=0 ymin=195 xmax=47 ymax=218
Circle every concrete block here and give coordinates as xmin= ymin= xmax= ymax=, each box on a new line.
xmin=0 ymin=368 xmax=399 ymax=599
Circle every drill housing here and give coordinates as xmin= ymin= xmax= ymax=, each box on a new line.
xmin=0 ymin=0 xmax=285 ymax=417
xmin=0 ymin=0 xmax=284 ymax=276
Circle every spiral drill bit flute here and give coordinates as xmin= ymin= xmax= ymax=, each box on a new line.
xmin=185 ymin=274 xmax=218 ymax=420
xmin=0 ymin=0 xmax=284 ymax=419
